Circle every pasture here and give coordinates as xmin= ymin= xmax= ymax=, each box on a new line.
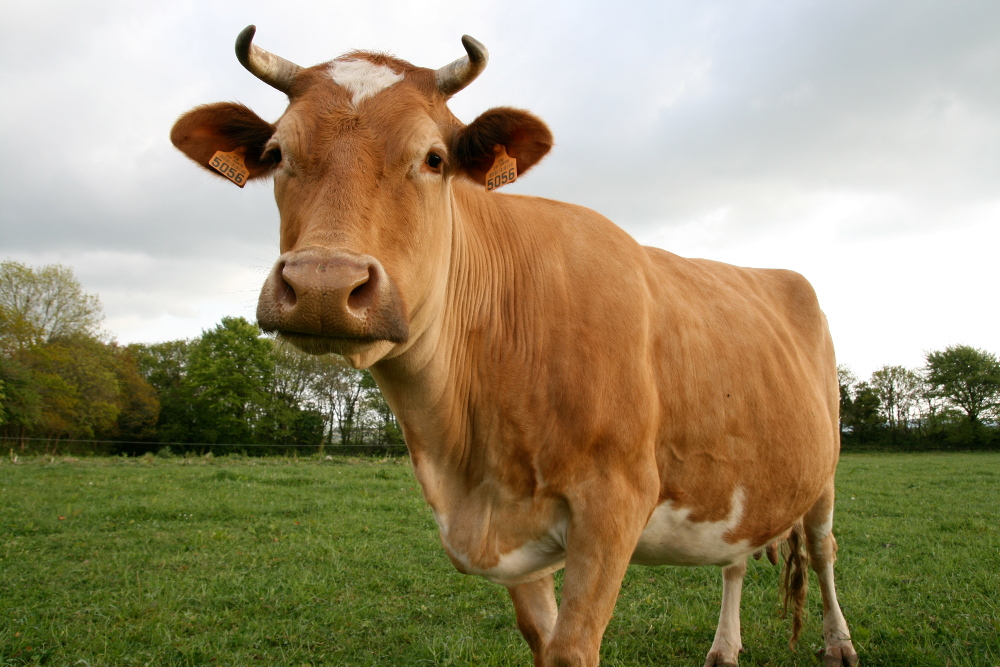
xmin=1 ymin=452 xmax=997 ymax=666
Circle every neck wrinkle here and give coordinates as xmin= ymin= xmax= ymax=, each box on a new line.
xmin=375 ymin=182 xmax=547 ymax=485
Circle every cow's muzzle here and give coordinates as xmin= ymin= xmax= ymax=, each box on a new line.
xmin=257 ymin=249 xmax=409 ymax=349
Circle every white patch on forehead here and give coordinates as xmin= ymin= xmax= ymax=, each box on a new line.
xmin=327 ymin=59 xmax=403 ymax=105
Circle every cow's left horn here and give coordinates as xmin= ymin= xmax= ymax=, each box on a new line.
xmin=235 ymin=25 xmax=302 ymax=94
xmin=435 ymin=35 xmax=489 ymax=97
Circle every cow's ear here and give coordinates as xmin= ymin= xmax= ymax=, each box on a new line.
xmin=170 ymin=102 xmax=278 ymax=181
xmin=454 ymin=107 xmax=553 ymax=185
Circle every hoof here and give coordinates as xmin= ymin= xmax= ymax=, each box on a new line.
xmin=819 ymin=645 xmax=859 ymax=666
xmin=704 ymin=650 xmax=739 ymax=667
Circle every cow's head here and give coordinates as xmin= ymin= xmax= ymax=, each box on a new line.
xmin=171 ymin=27 xmax=552 ymax=368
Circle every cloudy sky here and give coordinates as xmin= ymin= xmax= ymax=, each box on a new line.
xmin=2 ymin=0 xmax=997 ymax=378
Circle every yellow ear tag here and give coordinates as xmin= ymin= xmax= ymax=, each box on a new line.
xmin=209 ymin=150 xmax=250 ymax=188
xmin=485 ymin=145 xmax=517 ymax=191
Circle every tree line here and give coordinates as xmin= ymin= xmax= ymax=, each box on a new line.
xmin=839 ymin=346 xmax=1000 ymax=449
xmin=2 ymin=261 xmax=998 ymax=454
xmin=0 ymin=261 xmax=401 ymax=455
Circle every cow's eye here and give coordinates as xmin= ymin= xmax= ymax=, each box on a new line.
xmin=263 ymin=139 xmax=282 ymax=165
xmin=425 ymin=151 xmax=443 ymax=170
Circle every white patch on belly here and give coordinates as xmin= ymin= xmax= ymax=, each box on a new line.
xmin=631 ymin=487 xmax=751 ymax=566
xmin=327 ymin=59 xmax=403 ymax=105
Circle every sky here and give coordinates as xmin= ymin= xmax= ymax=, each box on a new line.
xmin=1 ymin=0 xmax=998 ymax=379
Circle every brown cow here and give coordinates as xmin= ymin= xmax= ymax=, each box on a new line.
xmin=171 ymin=27 xmax=859 ymax=667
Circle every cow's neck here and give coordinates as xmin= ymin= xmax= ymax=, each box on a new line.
xmin=371 ymin=181 xmax=550 ymax=498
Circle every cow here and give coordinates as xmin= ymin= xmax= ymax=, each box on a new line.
xmin=171 ymin=26 xmax=859 ymax=667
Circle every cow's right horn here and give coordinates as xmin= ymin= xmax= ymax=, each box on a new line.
xmin=435 ymin=35 xmax=489 ymax=97
xmin=236 ymin=25 xmax=302 ymax=95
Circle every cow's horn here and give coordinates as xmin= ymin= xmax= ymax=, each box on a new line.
xmin=235 ymin=25 xmax=302 ymax=94
xmin=435 ymin=35 xmax=489 ymax=97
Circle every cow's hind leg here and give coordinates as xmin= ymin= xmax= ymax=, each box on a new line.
xmin=704 ymin=558 xmax=747 ymax=667
xmin=508 ymin=574 xmax=558 ymax=667
xmin=803 ymin=485 xmax=859 ymax=666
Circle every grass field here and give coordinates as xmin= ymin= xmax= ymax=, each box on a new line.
xmin=1 ymin=451 xmax=997 ymax=666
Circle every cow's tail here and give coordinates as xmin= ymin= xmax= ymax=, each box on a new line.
xmin=780 ymin=521 xmax=809 ymax=649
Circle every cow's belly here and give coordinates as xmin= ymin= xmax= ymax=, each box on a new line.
xmin=631 ymin=487 xmax=753 ymax=566
xmin=435 ymin=487 xmax=758 ymax=585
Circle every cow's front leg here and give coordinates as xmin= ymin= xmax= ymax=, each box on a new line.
xmin=508 ymin=573 xmax=558 ymax=666
xmin=704 ymin=559 xmax=747 ymax=667
xmin=540 ymin=499 xmax=649 ymax=667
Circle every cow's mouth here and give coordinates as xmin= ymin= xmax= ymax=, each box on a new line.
xmin=274 ymin=331 xmax=395 ymax=357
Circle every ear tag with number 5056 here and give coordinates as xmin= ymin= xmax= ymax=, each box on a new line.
xmin=209 ymin=150 xmax=250 ymax=188
xmin=485 ymin=145 xmax=517 ymax=191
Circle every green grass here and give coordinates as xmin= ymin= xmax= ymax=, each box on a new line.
xmin=1 ymin=452 xmax=997 ymax=666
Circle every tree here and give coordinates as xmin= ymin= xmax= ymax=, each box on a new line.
xmin=20 ymin=335 xmax=122 ymax=440
xmin=0 ymin=356 xmax=41 ymax=438
xmin=837 ymin=364 xmax=858 ymax=438
xmin=0 ymin=261 xmax=102 ymax=353
xmin=0 ymin=262 xmax=158 ymax=450
xmin=870 ymin=365 xmax=923 ymax=432
xmin=271 ymin=343 xmax=321 ymax=405
xmin=269 ymin=345 xmax=398 ymax=447
xmin=130 ymin=339 xmax=195 ymax=443
xmin=358 ymin=371 xmax=403 ymax=446
xmin=130 ymin=339 xmax=192 ymax=391
xmin=184 ymin=317 xmax=276 ymax=445
xmin=266 ymin=344 xmax=332 ymax=449
xmin=255 ymin=391 xmax=325 ymax=448
xmin=841 ymin=381 xmax=882 ymax=442
xmin=130 ymin=326 xmax=331 ymax=450
xmin=925 ymin=345 xmax=1000 ymax=426
xmin=109 ymin=345 xmax=160 ymax=440
xmin=308 ymin=358 xmax=366 ymax=445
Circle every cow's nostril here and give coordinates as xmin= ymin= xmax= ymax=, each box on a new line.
xmin=347 ymin=266 xmax=378 ymax=312
xmin=277 ymin=263 xmax=297 ymax=307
